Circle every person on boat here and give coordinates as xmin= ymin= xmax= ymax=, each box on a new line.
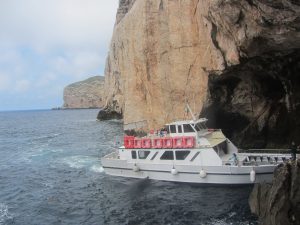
xmin=230 ymin=153 xmax=239 ymax=166
xmin=159 ymin=127 xmax=167 ymax=137
xmin=290 ymin=142 xmax=297 ymax=161
xmin=159 ymin=130 xmax=163 ymax=137
xmin=156 ymin=130 xmax=160 ymax=136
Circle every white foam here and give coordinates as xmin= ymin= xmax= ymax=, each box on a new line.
xmin=209 ymin=220 xmax=225 ymax=225
xmin=0 ymin=203 xmax=12 ymax=225
xmin=59 ymin=155 xmax=98 ymax=169
xmin=228 ymin=211 xmax=237 ymax=218
xmin=209 ymin=216 xmax=249 ymax=225
xmin=90 ymin=165 xmax=104 ymax=173
xmin=32 ymin=133 xmax=61 ymax=141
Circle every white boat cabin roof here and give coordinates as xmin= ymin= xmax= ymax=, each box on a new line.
xmin=164 ymin=118 xmax=209 ymax=135
xmin=166 ymin=118 xmax=208 ymax=126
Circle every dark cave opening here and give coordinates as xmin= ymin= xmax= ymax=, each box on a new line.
xmin=201 ymin=50 xmax=300 ymax=149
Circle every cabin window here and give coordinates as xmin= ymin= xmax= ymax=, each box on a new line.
xmin=138 ymin=150 xmax=150 ymax=159
xmin=131 ymin=151 xmax=137 ymax=159
xmin=178 ymin=125 xmax=182 ymax=133
xmin=175 ymin=151 xmax=190 ymax=160
xmin=164 ymin=126 xmax=169 ymax=133
xmin=183 ymin=124 xmax=194 ymax=133
xmin=170 ymin=125 xmax=176 ymax=133
xmin=160 ymin=151 xmax=174 ymax=160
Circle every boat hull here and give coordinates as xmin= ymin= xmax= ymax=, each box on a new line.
xmin=101 ymin=158 xmax=276 ymax=184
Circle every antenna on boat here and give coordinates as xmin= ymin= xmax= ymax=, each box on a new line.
xmin=185 ymin=103 xmax=197 ymax=121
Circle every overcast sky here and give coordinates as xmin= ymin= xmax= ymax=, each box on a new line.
xmin=0 ymin=0 xmax=119 ymax=111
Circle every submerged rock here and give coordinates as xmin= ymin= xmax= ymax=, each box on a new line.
xmin=249 ymin=160 xmax=300 ymax=225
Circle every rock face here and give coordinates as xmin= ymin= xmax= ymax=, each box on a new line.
xmin=104 ymin=0 xmax=300 ymax=146
xmin=202 ymin=51 xmax=300 ymax=148
xmin=249 ymin=161 xmax=300 ymax=225
xmin=63 ymin=76 xmax=105 ymax=109
xmin=97 ymin=108 xmax=122 ymax=121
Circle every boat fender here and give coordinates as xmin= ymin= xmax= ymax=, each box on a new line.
xmin=133 ymin=164 xmax=140 ymax=172
xmin=99 ymin=167 xmax=105 ymax=173
xmin=199 ymin=169 xmax=207 ymax=178
xmin=250 ymin=169 xmax=256 ymax=183
xmin=171 ymin=168 xmax=178 ymax=175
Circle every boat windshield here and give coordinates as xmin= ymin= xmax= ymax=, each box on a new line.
xmin=194 ymin=122 xmax=207 ymax=131
xmin=183 ymin=124 xmax=195 ymax=133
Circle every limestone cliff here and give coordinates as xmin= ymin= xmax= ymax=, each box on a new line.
xmin=249 ymin=161 xmax=300 ymax=225
xmin=63 ymin=76 xmax=105 ymax=109
xmin=103 ymin=0 xmax=300 ymax=147
xmin=102 ymin=2 xmax=300 ymax=222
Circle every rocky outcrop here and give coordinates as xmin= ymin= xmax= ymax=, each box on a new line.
xmin=104 ymin=0 xmax=300 ymax=143
xmin=249 ymin=161 xmax=300 ymax=225
xmin=97 ymin=107 xmax=122 ymax=121
xmin=63 ymin=76 xmax=105 ymax=109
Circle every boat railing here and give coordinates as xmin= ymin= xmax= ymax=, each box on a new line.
xmin=239 ymin=148 xmax=291 ymax=154
xmin=222 ymin=161 xmax=281 ymax=166
xmin=223 ymin=151 xmax=293 ymax=166
xmin=197 ymin=129 xmax=222 ymax=137
xmin=222 ymin=159 xmax=284 ymax=166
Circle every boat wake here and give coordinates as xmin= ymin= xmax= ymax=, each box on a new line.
xmin=90 ymin=164 xmax=105 ymax=173
xmin=59 ymin=155 xmax=99 ymax=169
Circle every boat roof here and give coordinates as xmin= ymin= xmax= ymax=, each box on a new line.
xmin=166 ymin=118 xmax=208 ymax=126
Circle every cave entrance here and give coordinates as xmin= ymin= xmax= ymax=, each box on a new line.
xmin=201 ymin=50 xmax=300 ymax=149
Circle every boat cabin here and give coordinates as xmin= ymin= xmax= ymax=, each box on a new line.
xmin=166 ymin=118 xmax=208 ymax=137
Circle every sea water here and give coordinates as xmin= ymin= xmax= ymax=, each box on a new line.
xmin=0 ymin=109 xmax=257 ymax=225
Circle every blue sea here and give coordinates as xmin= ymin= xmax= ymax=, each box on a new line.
xmin=0 ymin=109 xmax=257 ymax=225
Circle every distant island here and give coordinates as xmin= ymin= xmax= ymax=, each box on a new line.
xmin=60 ymin=76 xmax=105 ymax=109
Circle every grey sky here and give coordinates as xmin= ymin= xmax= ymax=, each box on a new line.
xmin=0 ymin=0 xmax=119 ymax=110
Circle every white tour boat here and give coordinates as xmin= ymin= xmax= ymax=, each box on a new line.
xmin=101 ymin=116 xmax=294 ymax=185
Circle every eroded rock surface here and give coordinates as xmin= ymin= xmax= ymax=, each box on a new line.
xmin=201 ymin=50 xmax=300 ymax=148
xmin=104 ymin=0 xmax=300 ymax=145
xmin=63 ymin=76 xmax=105 ymax=109
xmin=249 ymin=161 xmax=300 ymax=225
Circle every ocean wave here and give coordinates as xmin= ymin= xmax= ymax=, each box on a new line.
xmin=208 ymin=211 xmax=256 ymax=225
xmin=30 ymin=133 xmax=61 ymax=142
xmin=0 ymin=203 xmax=12 ymax=225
